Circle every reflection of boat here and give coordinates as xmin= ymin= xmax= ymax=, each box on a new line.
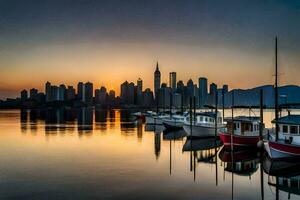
xmin=162 ymin=114 xmax=187 ymax=130
xmin=219 ymin=116 xmax=264 ymax=149
xmin=183 ymin=138 xmax=221 ymax=163
xmin=163 ymin=129 xmax=187 ymax=140
xmin=183 ymin=138 xmax=222 ymax=151
xmin=183 ymin=111 xmax=224 ymax=138
xmin=144 ymin=124 xmax=165 ymax=133
xmin=219 ymin=147 xmax=259 ymax=176
xmin=263 ymin=156 xmax=300 ymax=197
xmin=263 ymin=156 xmax=300 ymax=177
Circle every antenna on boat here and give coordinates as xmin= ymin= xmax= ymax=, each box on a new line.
xmin=275 ymin=37 xmax=279 ymax=141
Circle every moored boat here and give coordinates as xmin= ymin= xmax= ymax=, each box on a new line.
xmin=162 ymin=113 xmax=187 ymax=130
xmin=219 ymin=116 xmax=264 ymax=149
xmin=263 ymin=36 xmax=300 ymax=160
xmin=264 ymin=114 xmax=300 ymax=159
xmin=145 ymin=111 xmax=169 ymax=125
xmin=183 ymin=111 xmax=224 ymax=138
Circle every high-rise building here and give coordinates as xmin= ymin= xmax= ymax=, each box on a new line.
xmin=158 ymin=83 xmax=171 ymax=108
xmin=137 ymin=78 xmax=143 ymax=93
xmin=169 ymin=72 xmax=176 ymax=91
xmin=154 ymin=62 xmax=161 ymax=98
xmin=128 ymin=82 xmax=135 ymax=104
xmin=222 ymin=84 xmax=229 ymax=93
xmin=66 ymin=86 xmax=76 ymax=100
xmin=85 ymin=82 xmax=93 ymax=104
xmin=29 ymin=88 xmax=38 ymax=99
xmin=120 ymin=81 xmax=135 ymax=104
xmin=50 ymin=86 xmax=59 ymax=101
xmin=95 ymin=86 xmax=107 ymax=105
xmin=77 ymin=82 xmax=84 ymax=101
xmin=199 ymin=77 xmax=208 ymax=108
xmin=210 ymin=83 xmax=218 ymax=95
xmin=45 ymin=81 xmax=51 ymax=102
xmin=142 ymin=88 xmax=154 ymax=107
xmin=58 ymin=84 xmax=66 ymax=101
xmin=20 ymin=89 xmax=28 ymax=101
xmin=137 ymin=78 xmax=143 ymax=105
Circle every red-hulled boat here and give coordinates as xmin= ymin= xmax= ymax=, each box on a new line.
xmin=219 ymin=116 xmax=264 ymax=149
xmin=264 ymin=115 xmax=300 ymax=159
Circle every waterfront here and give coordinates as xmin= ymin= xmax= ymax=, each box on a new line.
xmin=0 ymin=109 xmax=300 ymax=200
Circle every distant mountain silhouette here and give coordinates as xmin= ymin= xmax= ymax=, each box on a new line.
xmin=220 ymin=85 xmax=300 ymax=108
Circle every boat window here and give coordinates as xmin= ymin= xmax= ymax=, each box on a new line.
xmin=290 ymin=126 xmax=298 ymax=134
xmin=234 ymin=123 xmax=237 ymax=130
xmin=205 ymin=117 xmax=208 ymax=122
xmin=283 ymin=125 xmax=288 ymax=133
xmin=200 ymin=116 xmax=203 ymax=121
xmin=237 ymin=123 xmax=239 ymax=129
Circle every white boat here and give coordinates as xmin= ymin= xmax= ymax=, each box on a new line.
xmin=264 ymin=114 xmax=300 ymax=159
xmin=183 ymin=111 xmax=225 ymax=138
xmin=162 ymin=113 xmax=187 ymax=130
xmin=145 ymin=111 xmax=169 ymax=125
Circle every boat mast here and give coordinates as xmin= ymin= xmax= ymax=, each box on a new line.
xmin=259 ymin=89 xmax=264 ymax=140
xmin=275 ymin=37 xmax=279 ymax=141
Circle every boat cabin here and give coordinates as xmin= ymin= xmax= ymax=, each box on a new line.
xmin=225 ymin=116 xmax=261 ymax=136
xmin=272 ymin=115 xmax=300 ymax=144
xmin=185 ymin=112 xmax=223 ymax=125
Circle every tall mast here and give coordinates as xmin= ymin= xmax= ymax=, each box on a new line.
xmin=275 ymin=37 xmax=279 ymax=141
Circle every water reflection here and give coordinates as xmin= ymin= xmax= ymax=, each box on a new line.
xmin=3 ymin=109 xmax=300 ymax=199
xmin=219 ymin=147 xmax=260 ymax=177
xmin=263 ymin=157 xmax=300 ymax=199
xmin=77 ymin=108 xmax=93 ymax=133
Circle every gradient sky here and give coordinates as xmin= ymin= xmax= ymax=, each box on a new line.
xmin=1 ymin=0 xmax=300 ymax=99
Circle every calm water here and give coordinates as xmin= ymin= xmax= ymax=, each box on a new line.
xmin=0 ymin=109 xmax=299 ymax=200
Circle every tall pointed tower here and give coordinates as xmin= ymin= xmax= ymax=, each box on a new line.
xmin=154 ymin=62 xmax=161 ymax=98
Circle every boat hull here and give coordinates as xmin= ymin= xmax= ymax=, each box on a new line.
xmin=145 ymin=116 xmax=163 ymax=125
xmin=183 ymin=124 xmax=220 ymax=138
xmin=162 ymin=120 xmax=184 ymax=130
xmin=219 ymin=132 xmax=260 ymax=149
xmin=264 ymin=141 xmax=300 ymax=159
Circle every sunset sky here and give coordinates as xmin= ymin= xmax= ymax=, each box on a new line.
xmin=1 ymin=0 xmax=300 ymax=99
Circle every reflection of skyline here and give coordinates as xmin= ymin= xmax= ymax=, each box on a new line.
xmin=19 ymin=109 xmax=143 ymax=135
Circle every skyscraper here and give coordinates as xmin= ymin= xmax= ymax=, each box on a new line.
xmin=137 ymin=78 xmax=143 ymax=105
xmin=154 ymin=62 xmax=161 ymax=98
xmin=84 ymin=82 xmax=93 ymax=104
xmin=77 ymin=82 xmax=84 ymax=101
xmin=199 ymin=77 xmax=208 ymax=108
xmin=169 ymin=72 xmax=176 ymax=91
xmin=66 ymin=86 xmax=76 ymax=100
xmin=45 ymin=81 xmax=51 ymax=102
xmin=222 ymin=84 xmax=229 ymax=93
xmin=58 ymin=84 xmax=66 ymax=101
xmin=210 ymin=83 xmax=218 ymax=96
xmin=20 ymin=89 xmax=28 ymax=101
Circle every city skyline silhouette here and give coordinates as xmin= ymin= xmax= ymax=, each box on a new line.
xmin=1 ymin=0 xmax=300 ymax=99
